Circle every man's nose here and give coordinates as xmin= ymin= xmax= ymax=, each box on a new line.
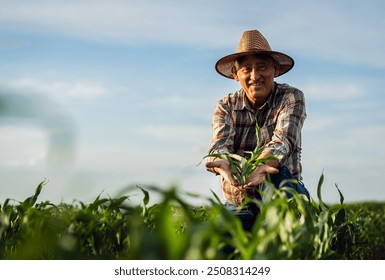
xmin=250 ymin=67 xmax=260 ymax=80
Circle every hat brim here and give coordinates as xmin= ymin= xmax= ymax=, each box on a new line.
xmin=215 ymin=50 xmax=294 ymax=79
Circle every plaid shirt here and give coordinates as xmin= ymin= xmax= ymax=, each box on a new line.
xmin=207 ymin=82 xmax=306 ymax=204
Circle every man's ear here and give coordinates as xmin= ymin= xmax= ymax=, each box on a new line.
xmin=231 ymin=66 xmax=239 ymax=81
xmin=274 ymin=62 xmax=280 ymax=77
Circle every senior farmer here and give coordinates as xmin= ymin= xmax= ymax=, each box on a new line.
xmin=206 ymin=30 xmax=310 ymax=230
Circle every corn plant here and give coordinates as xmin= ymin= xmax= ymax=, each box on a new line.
xmin=203 ymin=122 xmax=280 ymax=185
xmin=1 ymin=179 xmax=385 ymax=260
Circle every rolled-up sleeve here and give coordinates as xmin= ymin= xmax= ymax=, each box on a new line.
xmin=206 ymin=100 xmax=236 ymax=173
xmin=264 ymin=89 xmax=306 ymax=166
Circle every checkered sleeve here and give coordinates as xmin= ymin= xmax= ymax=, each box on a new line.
xmin=264 ymin=89 xmax=306 ymax=166
xmin=206 ymin=99 xmax=236 ymax=173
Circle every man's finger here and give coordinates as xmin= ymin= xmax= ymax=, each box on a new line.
xmin=205 ymin=161 xmax=222 ymax=169
xmin=261 ymin=165 xmax=279 ymax=174
xmin=206 ymin=160 xmax=239 ymax=187
xmin=224 ymin=174 xmax=239 ymax=187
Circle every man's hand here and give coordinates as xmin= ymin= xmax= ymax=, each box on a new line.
xmin=205 ymin=159 xmax=239 ymax=187
xmin=243 ymin=164 xmax=279 ymax=189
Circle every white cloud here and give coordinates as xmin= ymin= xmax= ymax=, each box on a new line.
xmin=0 ymin=125 xmax=47 ymax=168
xmin=263 ymin=1 xmax=385 ymax=68
xmin=302 ymin=82 xmax=364 ymax=101
xmin=4 ymin=78 xmax=109 ymax=99
xmin=139 ymin=124 xmax=209 ymax=144
xmin=1 ymin=0 xmax=384 ymax=69
xmin=0 ymin=0 xmax=236 ymax=48
xmin=303 ymin=117 xmax=335 ymax=133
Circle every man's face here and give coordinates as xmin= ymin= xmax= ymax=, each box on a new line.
xmin=232 ymin=55 xmax=278 ymax=108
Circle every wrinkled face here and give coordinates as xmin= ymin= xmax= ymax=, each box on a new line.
xmin=232 ymin=54 xmax=278 ymax=108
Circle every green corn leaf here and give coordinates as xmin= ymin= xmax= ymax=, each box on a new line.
xmin=316 ymin=172 xmax=329 ymax=211
xmin=226 ymin=153 xmax=247 ymax=165
xmin=229 ymin=161 xmax=242 ymax=183
xmin=137 ymin=186 xmax=150 ymax=207
xmin=210 ymin=189 xmax=223 ymax=205
xmin=254 ymin=122 xmax=263 ymax=151
xmin=335 ymin=184 xmax=344 ymax=205
xmin=334 ymin=208 xmax=346 ymax=226
xmin=2 ymin=198 xmax=10 ymax=209
xmin=18 ymin=180 xmax=46 ymax=211
xmin=108 ymin=196 xmax=130 ymax=210
xmin=202 ymin=153 xmax=229 ymax=161
xmin=197 ymin=153 xmax=228 ymax=166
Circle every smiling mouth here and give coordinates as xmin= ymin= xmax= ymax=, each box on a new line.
xmin=250 ymin=82 xmax=263 ymax=87
xmin=250 ymin=79 xmax=264 ymax=87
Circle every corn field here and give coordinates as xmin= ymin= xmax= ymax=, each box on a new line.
xmin=1 ymin=175 xmax=384 ymax=260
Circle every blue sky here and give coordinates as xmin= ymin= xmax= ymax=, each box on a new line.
xmin=1 ymin=0 xmax=384 ymax=205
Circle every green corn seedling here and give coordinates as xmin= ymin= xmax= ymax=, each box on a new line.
xmin=1 ymin=179 xmax=385 ymax=260
xmin=203 ymin=122 xmax=280 ymax=185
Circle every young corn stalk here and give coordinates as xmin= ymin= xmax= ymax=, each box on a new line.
xmin=204 ymin=122 xmax=279 ymax=186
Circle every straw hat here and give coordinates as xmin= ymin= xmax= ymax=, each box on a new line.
xmin=215 ymin=30 xmax=294 ymax=79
